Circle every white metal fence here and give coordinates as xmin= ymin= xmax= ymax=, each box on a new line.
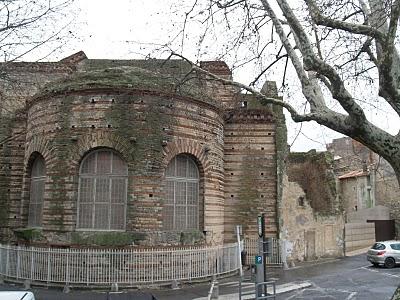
xmin=0 ymin=242 xmax=240 ymax=286
xmin=244 ymin=238 xmax=283 ymax=266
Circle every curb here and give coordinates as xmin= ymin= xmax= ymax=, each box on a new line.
xmin=193 ymin=281 xmax=312 ymax=299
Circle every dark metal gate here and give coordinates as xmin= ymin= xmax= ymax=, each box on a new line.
xmin=367 ymin=220 xmax=395 ymax=241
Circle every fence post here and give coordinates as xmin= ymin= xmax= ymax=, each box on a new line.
xmin=30 ymin=248 xmax=34 ymax=280
xmin=5 ymin=245 xmax=10 ymax=277
xmin=47 ymin=248 xmax=51 ymax=284
xmin=235 ymin=226 xmax=243 ymax=277
xmin=151 ymin=250 xmax=154 ymax=284
xmin=281 ymin=239 xmax=288 ymax=269
xmin=0 ymin=247 xmax=3 ymax=282
xmin=0 ymin=245 xmax=2 ymax=275
xmin=66 ymin=249 xmax=70 ymax=285
xmin=86 ymin=249 xmax=89 ymax=286
xmin=16 ymin=246 xmax=20 ymax=280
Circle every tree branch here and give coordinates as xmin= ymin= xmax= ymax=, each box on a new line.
xmin=305 ymin=0 xmax=386 ymax=42
xmin=273 ymin=0 xmax=367 ymax=121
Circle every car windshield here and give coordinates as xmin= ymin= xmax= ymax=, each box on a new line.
xmin=372 ymin=243 xmax=386 ymax=250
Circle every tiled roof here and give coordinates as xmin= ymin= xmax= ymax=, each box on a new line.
xmin=338 ymin=169 xmax=368 ymax=179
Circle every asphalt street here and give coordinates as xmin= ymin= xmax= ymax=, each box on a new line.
xmin=0 ymin=254 xmax=398 ymax=299
xmin=278 ymin=255 xmax=400 ymax=300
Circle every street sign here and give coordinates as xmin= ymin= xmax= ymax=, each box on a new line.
xmin=255 ymin=255 xmax=263 ymax=265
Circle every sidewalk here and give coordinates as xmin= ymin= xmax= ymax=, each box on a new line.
xmin=152 ymin=258 xmax=342 ymax=300
xmin=0 ymin=256 xmax=349 ymax=300
xmin=190 ymin=281 xmax=312 ymax=300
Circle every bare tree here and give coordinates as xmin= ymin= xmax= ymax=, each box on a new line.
xmin=0 ymin=0 xmax=78 ymax=118
xmin=0 ymin=0 xmax=77 ymax=63
xmin=168 ymin=0 xmax=400 ymax=184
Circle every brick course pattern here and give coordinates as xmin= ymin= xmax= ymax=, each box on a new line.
xmin=0 ymin=52 xmax=283 ymax=246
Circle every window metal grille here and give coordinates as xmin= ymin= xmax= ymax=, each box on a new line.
xmin=77 ymin=150 xmax=128 ymax=230
xmin=164 ymin=154 xmax=199 ymax=230
xmin=28 ymin=156 xmax=46 ymax=227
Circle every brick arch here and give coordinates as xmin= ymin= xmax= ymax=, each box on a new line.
xmin=162 ymin=139 xmax=209 ymax=174
xmin=22 ymin=138 xmax=52 ymax=228
xmin=69 ymin=131 xmax=131 ymax=172
xmin=162 ymin=139 xmax=209 ymax=232
xmin=25 ymin=135 xmax=53 ymax=165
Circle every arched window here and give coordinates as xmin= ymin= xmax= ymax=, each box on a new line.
xmin=77 ymin=149 xmax=128 ymax=230
xmin=164 ymin=154 xmax=199 ymax=230
xmin=28 ymin=156 xmax=46 ymax=227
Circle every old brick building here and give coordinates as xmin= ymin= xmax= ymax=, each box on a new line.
xmin=0 ymin=52 xmax=285 ymax=247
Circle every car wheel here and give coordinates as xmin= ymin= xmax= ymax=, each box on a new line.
xmin=384 ymin=257 xmax=396 ymax=268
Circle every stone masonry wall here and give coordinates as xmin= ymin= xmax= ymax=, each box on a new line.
xmin=281 ymin=175 xmax=344 ymax=263
xmin=0 ymin=111 xmax=26 ymax=240
xmin=0 ymin=52 xmax=281 ymax=247
xmin=375 ymin=177 xmax=400 ymax=238
xmin=21 ymin=89 xmax=225 ymax=245
xmin=223 ymin=109 xmax=277 ymax=242
xmin=288 ymin=151 xmax=339 ymax=214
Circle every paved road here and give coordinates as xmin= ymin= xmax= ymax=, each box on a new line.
xmin=153 ymin=255 xmax=400 ymax=300
xmin=0 ymin=254 xmax=398 ymax=299
xmin=279 ymin=255 xmax=399 ymax=300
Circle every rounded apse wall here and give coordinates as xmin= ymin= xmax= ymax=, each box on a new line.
xmin=24 ymin=87 xmax=225 ymax=246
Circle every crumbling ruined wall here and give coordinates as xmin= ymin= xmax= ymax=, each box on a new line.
xmin=281 ymin=175 xmax=344 ymax=262
xmin=281 ymin=150 xmax=344 ymax=262
xmin=288 ymin=151 xmax=339 ymax=214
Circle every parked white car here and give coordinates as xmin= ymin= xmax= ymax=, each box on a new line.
xmin=0 ymin=291 xmax=35 ymax=300
xmin=367 ymin=240 xmax=400 ymax=268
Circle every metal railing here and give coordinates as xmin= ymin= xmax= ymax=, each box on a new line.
xmin=0 ymin=242 xmax=240 ymax=286
xmin=244 ymin=238 xmax=283 ymax=266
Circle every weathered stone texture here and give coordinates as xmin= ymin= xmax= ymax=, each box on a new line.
xmin=223 ymin=111 xmax=278 ymax=242
xmin=281 ymin=176 xmax=344 ymax=262
xmin=375 ymin=177 xmax=400 ymax=237
xmin=0 ymin=52 xmax=281 ymax=247
xmin=288 ymin=151 xmax=339 ymax=214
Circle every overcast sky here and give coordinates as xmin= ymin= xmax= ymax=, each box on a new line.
xmin=47 ymin=0 xmax=400 ymax=152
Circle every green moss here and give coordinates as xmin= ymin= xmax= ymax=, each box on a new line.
xmin=35 ymin=66 xmax=215 ymax=105
xmin=48 ymin=96 xmax=74 ymax=230
xmin=105 ymin=94 xmax=175 ymax=174
xmin=236 ymin=155 xmax=263 ymax=231
xmin=71 ymin=232 xmax=146 ymax=247
xmin=288 ymin=150 xmax=340 ymax=214
xmin=288 ymin=150 xmax=319 ymax=163
xmin=273 ymin=105 xmax=287 ymax=237
xmin=0 ymin=115 xmax=13 ymax=231
xmin=179 ymin=230 xmax=205 ymax=245
xmin=14 ymin=228 xmax=42 ymax=242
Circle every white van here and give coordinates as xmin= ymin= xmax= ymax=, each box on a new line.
xmin=0 ymin=291 xmax=35 ymax=300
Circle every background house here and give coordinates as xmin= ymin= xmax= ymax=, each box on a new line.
xmin=327 ymin=137 xmax=398 ymax=245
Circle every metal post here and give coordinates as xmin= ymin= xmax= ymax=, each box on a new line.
xmin=261 ymin=214 xmax=267 ymax=283
xmin=16 ymin=246 xmax=20 ymax=280
xmin=5 ymin=246 xmax=9 ymax=277
xmin=239 ymin=275 xmax=242 ymax=300
xmin=235 ymin=225 xmax=243 ymax=277
xmin=255 ymin=256 xmax=264 ymax=298
xmin=257 ymin=215 xmax=267 ymax=282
